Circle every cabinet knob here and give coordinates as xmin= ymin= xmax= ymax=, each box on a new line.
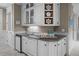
xmin=57 ymin=22 xmax=59 ymax=24
xmin=44 ymin=44 xmax=47 ymax=46
xmin=54 ymin=45 xmax=56 ymax=46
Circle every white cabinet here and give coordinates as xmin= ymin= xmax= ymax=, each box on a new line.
xmin=22 ymin=36 xmax=67 ymax=56
xmin=22 ymin=36 xmax=37 ymax=56
xmin=61 ymin=37 xmax=67 ymax=56
xmin=21 ymin=3 xmax=60 ymax=26
xmin=21 ymin=3 xmax=35 ymax=26
xmin=22 ymin=36 xmax=29 ymax=53
xmin=53 ymin=3 xmax=60 ymax=26
xmin=34 ymin=4 xmax=44 ymax=25
xmin=27 ymin=38 xmax=37 ymax=56
xmin=57 ymin=40 xmax=62 ymax=56
xmin=49 ymin=37 xmax=67 ymax=56
xmin=57 ymin=37 xmax=67 ymax=56
xmin=49 ymin=42 xmax=58 ymax=56
xmin=38 ymin=40 xmax=49 ymax=56
xmin=21 ymin=4 xmax=26 ymax=25
xmin=15 ymin=36 xmax=21 ymax=52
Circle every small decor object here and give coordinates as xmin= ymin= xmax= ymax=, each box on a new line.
xmin=45 ymin=18 xmax=53 ymax=24
xmin=46 ymin=5 xmax=51 ymax=10
xmin=46 ymin=12 xmax=51 ymax=17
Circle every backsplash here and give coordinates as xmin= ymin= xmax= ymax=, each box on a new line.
xmin=25 ymin=26 xmax=55 ymax=33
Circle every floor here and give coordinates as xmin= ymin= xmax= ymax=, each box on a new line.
xmin=0 ymin=32 xmax=25 ymax=56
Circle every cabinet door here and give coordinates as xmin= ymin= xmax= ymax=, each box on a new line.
xmin=53 ymin=3 xmax=60 ymax=26
xmin=22 ymin=36 xmax=29 ymax=53
xmin=61 ymin=38 xmax=67 ymax=56
xmin=38 ymin=40 xmax=49 ymax=56
xmin=34 ymin=4 xmax=44 ymax=25
xmin=57 ymin=40 xmax=62 ymax=56
xmin=49 ymin=42 xmax=57 ymax=56
xmin=21 ymin=4 xmax=27 ymax=25
xmin=26 ymin=10 xmax=30 ymax=24
xmin=30 ymin=9 xmax=34 ymax=24
xmin=15 ymin=36 xmax=20 ymax=52
xmin=27 ymin=38 xmax=37 ymax=56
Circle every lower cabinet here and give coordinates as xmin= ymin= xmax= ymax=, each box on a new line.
xmin=38 ymin=40 xmax=49 ymax=56
xmin=22 ymin=36 xmax=67 ymax=56
xmin=22 ymin=36 xmax=29 ymax=54
xmin=22 ymin=36 xmax=37 ymax=56
xmin=49 ymin=42 xmax=58 ymax=56
xmin=57 ymin=37 xmax=67 ymax=56
xmin=61 ymin=37 xmax=67 ymax=56
xmin=27 ymin=38 xmax=37 ymax=56
xmin=49 ymin=37 xmax=67 ymax=56
xmin=57 ymin=39 xmax=62 ymax=56
xmin=15 ymin=35 xmax=21 ymax=52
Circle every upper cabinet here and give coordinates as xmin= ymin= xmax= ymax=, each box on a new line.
xmin=21 ymin=3 xmax=60 ymax=26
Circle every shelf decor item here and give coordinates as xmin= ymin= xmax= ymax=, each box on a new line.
xmin=46 ymin=12 xmax=51 ymax=17
xmin=45 ymin=18 xmax=53 ymax=24
xmin=46 ymin=5 xmax=51 ymax=10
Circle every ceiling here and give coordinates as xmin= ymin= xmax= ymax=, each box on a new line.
xmin=0 ymin=3 xmax=12 ymax=9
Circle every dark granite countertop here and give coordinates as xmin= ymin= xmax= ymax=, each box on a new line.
xmin=16 ymin=33 xmax=67 ymax=42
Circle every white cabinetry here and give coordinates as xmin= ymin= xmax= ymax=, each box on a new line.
xmin=38 ymin=40 xmax=49 ymax=56
xmin=27 ymin=38 xmax=37 ymax=56
xmin=34 ymin=4 xmax=44 ymax=25
xmin=61 ymin=37 xmax=67 ymax=56
xmin=57 ymin=40 xmax=62 ymax=56
xmin=21 ymin=3 xmax=35 ymax=26
xmin=53 ymin=4 xmax=60 ymax=26
xmin=22 ymin=36 xmax=67 ymax=56
xmin=15 ymin=36 xmax=21 ymax=52
xmin=22 ymin=36 xmax=37 ymax=56
xmin=49 ymin=37 xmax=67 ymax=56
xmin=21 ymin=3 xmax=60 ymax=26
xmin=49 ymin=42 xmax=58 ymax=56
xmin=22 ymin=36 xmax=29 ymax=53
xmin=57 ymin=37 xmax=67 ymax=56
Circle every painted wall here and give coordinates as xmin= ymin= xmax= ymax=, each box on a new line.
xmin=3 ymin=9 xmax=6 ymax=31
xmin=55 ymin=3 xmax=68 ymax=32
xmin=14 ymin=4 xmax=25 ymax=32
